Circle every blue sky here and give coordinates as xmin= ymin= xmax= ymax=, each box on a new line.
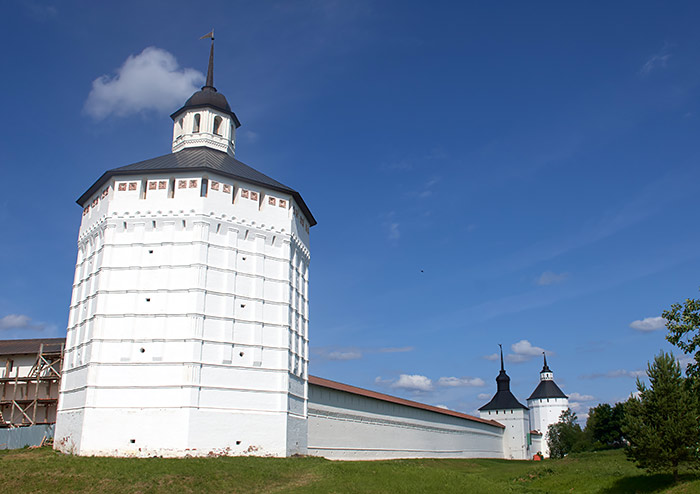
xmin=2 ymin=1 xmax=700 ymax=420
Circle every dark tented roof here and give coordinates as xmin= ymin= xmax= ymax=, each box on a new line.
xmin=170 ymin=88 xmax=241 ymax=128
xmin=76 ymin=146 xmax=316 ymax=226
xmin=479 ymin=389 xmax=528 ymax=411
xmin=527 ymin=380 xmax=568 ymax=400
xmin=0 ymin=338 xmax=65 ymax=356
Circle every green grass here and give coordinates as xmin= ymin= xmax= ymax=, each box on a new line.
xmin=1 ymin=448 xmax=699 ymax=493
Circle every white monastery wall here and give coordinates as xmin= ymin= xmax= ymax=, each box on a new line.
xmin=307 ymin=381 xmax=505 ymax=460
xmin=480 ymin=408 xmax=530 ymax=460
xmin=55 ymin=171 xmax=311 ymax=457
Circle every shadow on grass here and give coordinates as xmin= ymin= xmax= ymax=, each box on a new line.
xmin=601 ymin=472 xmax=697 ymax=494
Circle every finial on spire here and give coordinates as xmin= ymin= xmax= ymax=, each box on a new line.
xmin=543 ymin=352 xmax=547 ymax=368
xmin=200 ymin=29 xmax=216 ymax=91
xmin=499 ymin=344 xmax=504 ymax=371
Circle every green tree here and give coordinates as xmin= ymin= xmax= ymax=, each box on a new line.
xmin=586 ymin=402 xmax=625 ymax=449
xmin=623 ymin=351 xmax=699 ymax=482
xmin=664 ymin=290 xmax=700 ymax=384
xmin=547 ymin=408 xmax=587 ymax=458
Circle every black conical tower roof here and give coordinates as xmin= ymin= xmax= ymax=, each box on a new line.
xmin=171 ymin=38 xmax=241 ymax=127
xmin=479 ymin=345 xmax=527 ymax=411
xmin=527 ymin=354 xmax=567 ymax=400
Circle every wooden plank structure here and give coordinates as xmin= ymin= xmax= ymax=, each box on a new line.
xmin=0 ymin=342 xmax=64 ymax=428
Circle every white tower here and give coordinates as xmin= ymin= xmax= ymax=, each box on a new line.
xmin=526 ymin=354 xmax=568 ymax=457
xmin=479 ymin=345 xmax=531 ymax=460
xmin=55 ymin=39 xmax=315 ymax=457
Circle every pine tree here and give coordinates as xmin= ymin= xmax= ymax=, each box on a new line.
xmin=623 ymin=351 xmax=699 ymax=482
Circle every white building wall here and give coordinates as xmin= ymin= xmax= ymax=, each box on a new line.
xmin=55 ymin=170 xmax=311 ymax=457
xmin=528 ymin=397 xmax=568 ymax=457
xmin=480 ymin=408 xmax=530 ymax=459
xmin=308 ymin=384 xmax=504 ymax=460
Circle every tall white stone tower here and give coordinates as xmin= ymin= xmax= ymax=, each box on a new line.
xmin=526 ymin=354 xmax=568 ymax=457
xmin=479 ymin=345 xmax=531 ymax=460
xmin=55 ymin=39 xmax=315 ymax=457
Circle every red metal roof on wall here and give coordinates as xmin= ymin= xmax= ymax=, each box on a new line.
xmin=309 ymin=375 xmax=505 ymax=429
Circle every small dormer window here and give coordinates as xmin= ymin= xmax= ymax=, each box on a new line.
xmin=213 ymin=116 xmax=222 ymax=136
xmin=178 ymin=119 xmax=183 ymax=134
xmin=193 ymin=114 xmax=201 ymax=133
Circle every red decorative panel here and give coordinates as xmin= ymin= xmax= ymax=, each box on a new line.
xmin=269 ymin=197 xmax=276 ymax=206
xmin=279 ymin=199 xmax=286 ymax=208
xmin=128 ymin=182 xmax=137 ymax=191
xmin=83 ymin=207 xmax=89 ymax=216
xmin=102 ymin=188 xmax=109 ymax=198
xmin=92 ymin=199 xmax=98 ymax=207
xmin=158 ymin=181 xmax=167 ymax=189
xmin=242 ymin=189 xmax=249 ymax=198
xmin=118 ymin=183 xmax=127 ymax=191
xmin=211 ymin=181 xmax=220 ymax=191
xmin=189 ymin=179 xmax=197 ymax=188
xmin=251 ymin=191 xmax=259 ymax=201
xmin=178 ymin=180 xmax=187 ymax=189
xmin=223 ymin=184 xmax=231 ymax=193
xmin=148 ymin=182 xmax=157 ymax=190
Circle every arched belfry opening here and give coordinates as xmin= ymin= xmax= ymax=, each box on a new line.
xmin=170 ymin=34 xmax=241 ymax=156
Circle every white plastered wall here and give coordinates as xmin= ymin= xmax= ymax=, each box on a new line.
xmin=307 ymin=384 xmax=505 ymax=460
xmin=480 ymin=408 xmax=530 ymax=459
xmin=528 ymin=397 xmax=568 ymax=457
xmin=55 ymin=171 xmax=311 ymax=457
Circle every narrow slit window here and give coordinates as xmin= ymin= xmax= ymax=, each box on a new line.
xmin=168 ymin=178 xmax=175 ymax=198
xmin=213 ymin=116 xmax=222 ymax=136
xmin=193 ymin=113 xmax=201 ymax=133
xmin=201 ymin=178 xmax=208 ymax=197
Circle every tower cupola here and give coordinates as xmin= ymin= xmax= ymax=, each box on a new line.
xmin=479 ymin=345 xmax=527 ymax=411
xmin=170 ymin=35 xmax=241 ymax=156
xmin=540 ymin=353 xmax=553 ymax=381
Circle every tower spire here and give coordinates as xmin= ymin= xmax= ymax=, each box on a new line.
xmin=541 ymin=352 xmax=551 ymax=373
xmin=499 ymin=343 xmax=504 ymax=371
xmin=200 ymin=29 xmax=216 ymax=91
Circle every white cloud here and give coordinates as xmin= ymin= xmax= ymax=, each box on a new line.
xmin=435 ymin=404 xmax=449 ymax=410
xmin=581 ymin=369 xmax=646 ymax=379
xmin=388 ymin=222 xmax=400 ymax=240
xmin=629 ymin=316 xmax=666 ymax=332
xmin=535 ymin=271 xmax=569 ymax=286
xmin=477 ymin=393 xmax=491 ymax=400
xmin=242 ymin=130 xmax=260 ymax=143
xmin=326 ymin=350 xmax=362 ymax=361
xmin=316 ymin=345 xmax=414 ymax=361
xmin=378 ymin=346 xmax=414 ymax=353
xmin=483 ymin=353 xmax=500 ymax=361
xmin=640 ymin=48 xmax=671 ymax=76
xmin=391 ymin=374 xmax=433 ymax=392
xmin=437 ymin=377 xmax=485 ymax=387
xmin=569 ymin=392 xmax=594 ymax=402
xmin=0 ymin=314 xmax=49 ymax=332
xmin=507 ymin=340 xmax=550 ymax=363
xmin=85 ymin=47 xmax=204 ymax=120
xmin=419 ymin=177 xmax=440 ymax=198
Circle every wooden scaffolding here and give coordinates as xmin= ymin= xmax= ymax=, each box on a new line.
xmin=0 ymin=343 xmax=64 ymax=427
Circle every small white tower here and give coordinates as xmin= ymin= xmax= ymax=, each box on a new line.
xmin=479 ymin=345 xmax=531 ymax=460
xmin=526 ymin=353 xmax=568 ymax=457
xmin=171 ymin=40 xmax=240 ymax=156
xmin=55 ymin=39 xmax=314 ymax=457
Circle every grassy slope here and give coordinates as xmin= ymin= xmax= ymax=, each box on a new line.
xmin=1 ymin=448 xmax=699 ymax=494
